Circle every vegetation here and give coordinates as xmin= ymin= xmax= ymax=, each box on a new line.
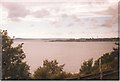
xmin=33 ymin=60 xmax=65 ymax=79
xmin=93 ymin=42 xmax=119 ymax=73
xmin=79 ymin=42 xmax=119 ymax=79
xmin=49 ymin=38 xmax=119 ymax=42
xmin=1 ymin=30 xmax=31 ymax=79
xmin=79 ymin=58 xmax=93 ymax=76
xmin=0 ymin=30 xmax=119 ymax=80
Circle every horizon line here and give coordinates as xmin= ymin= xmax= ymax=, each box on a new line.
xmin=15 ymin=37 xmax=119 ymax=39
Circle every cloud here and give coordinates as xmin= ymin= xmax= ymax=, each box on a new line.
xmin=31 ymin=9 xmax=50 ymax=18
xmin=52 ymin=14 xmax=81 ymax=27
xmin=98 ymin=4 xmax=118 ymax=27
xmin=87 ymin=0 xmax=108 ymax=5
xmin=67 ymin=23 xmax=74 ymax=27
xmin=2 ymin=2 xmax=30 ymax=21
xmin=71 ymin=15 xmax=80 ymax=22
xmin=61 ymin=14 xmax=69 ymax=18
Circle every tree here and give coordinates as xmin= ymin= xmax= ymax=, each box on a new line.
xmin=93 ymin=42 xmax=119 ymax=72
xmin=79 ymin=58 xmax=93 ymax=76
xmin=1 ymin=30 xmax=31 ymax=79
xmin=33 ymin=59 xmax=65 ymax=79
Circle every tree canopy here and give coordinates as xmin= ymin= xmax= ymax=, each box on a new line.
xmin=79 ymin=42 xmax=119 ymax=79
xmin=1 ymin=30 xmax=31 ymax=79
xmin=93 ymin=42 xmax=119 ymax=72
xmin=79 ymin=58 xmax=93 ymax=75
xmin=33 ymin=59 xmax=65 ymax=79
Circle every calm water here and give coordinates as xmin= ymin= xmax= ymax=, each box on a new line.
xmin=14 ymin=40 xmax=116 ymax=73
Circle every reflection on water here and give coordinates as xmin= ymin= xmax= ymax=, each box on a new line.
xmin=14 ymin=40 xmax=116 ymax=73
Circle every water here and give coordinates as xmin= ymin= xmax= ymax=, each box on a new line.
xmin=14 ymin=40 xmax=116 ymax=73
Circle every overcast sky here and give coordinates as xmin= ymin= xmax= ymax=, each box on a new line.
xmin=0 ymin=0 xmax=119 ymax=38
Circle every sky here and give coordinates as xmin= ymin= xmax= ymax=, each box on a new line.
xmin=0 ymin=0 xmax=119 ymax=38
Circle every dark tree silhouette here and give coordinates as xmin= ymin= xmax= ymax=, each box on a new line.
xmin=79 ymin=58 xmax=93 ymax=75
xmin=33 ymin=59 xmax=65 ymax=79
xmin=1 ymin=30 xmax=31 ymax=79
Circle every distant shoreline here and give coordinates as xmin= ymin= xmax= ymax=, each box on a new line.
xmin=15 ymin=38 xmax=119 ymax=42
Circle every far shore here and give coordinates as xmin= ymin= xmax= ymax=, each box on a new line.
xmin=14 ymin=38 xmax=119 ymax=42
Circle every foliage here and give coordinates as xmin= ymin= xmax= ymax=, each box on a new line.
xmin=79 ymin=58 xmax=93 ymax=75
xmin=33 ymin=59 xmax=65 ymax=79
xmin=79 ymin=42 xmax=119 ymax=79
xmin=93 ymin=42 xmax=119 ymax=72
xmin=1 ymin=30 xmax=31 ymax=79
